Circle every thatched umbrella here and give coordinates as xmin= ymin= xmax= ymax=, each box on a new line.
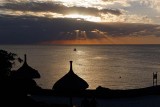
xmin=11 ymin=54 xmax=41 ymax=95
xmin=53 ymin=61 xmax=89 ymax=107
xmin=53 ymin=61 xmax=89 ymax=91
xmin=15 ymin=54 xmax=40 ymax=79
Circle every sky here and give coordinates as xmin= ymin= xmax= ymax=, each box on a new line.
xmin=0 ymin=0 xmax=160 ymax=44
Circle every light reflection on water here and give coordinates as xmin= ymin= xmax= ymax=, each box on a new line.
xmin=1 ymin=45 xmax=160 ymax=90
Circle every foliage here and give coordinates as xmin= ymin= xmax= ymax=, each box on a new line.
xmin=0 ymin=50 xmax=20 ymax=78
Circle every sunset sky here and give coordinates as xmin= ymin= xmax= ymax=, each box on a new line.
xmin=0 ymin=0 xmax=160 ymax=44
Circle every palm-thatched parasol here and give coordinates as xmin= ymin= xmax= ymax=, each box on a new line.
xmin=53 ymin=61 xmax=89 ymax=91
xmin=53 ymin=61 xmax=89 ymax=107
xmin=15 ymin=54 xmax=40 ymax=79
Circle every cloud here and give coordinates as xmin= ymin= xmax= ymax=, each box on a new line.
xmin=114 ymin=0 xmax=158 ymax=24
xmin=102 ymin=0 xmax=130 ymax=8
xmin=100 ymin=12 xmax=153 ymax=23
xmin=101 ymin=0 xmax=115 ymax=1
xmin=0 ymin=15 xmax=160 ymax=44
xmin=0 ymin=1 xmax=152 ymax=23
xmin=0 ymin=1 xmax=160 ymax=44
xmin=0 ymin=0 xmax=158 ymax=24
xmin=0 ymin=1 xmax=121 ymax=17
xmin=139 ymin=0 xmax=160 ymax=12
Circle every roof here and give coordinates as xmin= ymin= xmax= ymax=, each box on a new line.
xmin=15 ymin=54 xmax=40 ymax=79
xmin=53 ymin=61 xmax=89 ymax=91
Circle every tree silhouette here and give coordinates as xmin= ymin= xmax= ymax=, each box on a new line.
xmin=0 ymin=50 xmax=21 ymax=79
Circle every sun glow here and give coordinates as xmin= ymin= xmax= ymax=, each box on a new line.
xmin=64 ymin=14 xmax=101 ymax=22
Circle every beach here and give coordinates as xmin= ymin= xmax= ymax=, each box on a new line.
xmin=32 ymin=95 xmax=160 ymax=107
xmin=30 ymin=85 xmax=160 ymax=107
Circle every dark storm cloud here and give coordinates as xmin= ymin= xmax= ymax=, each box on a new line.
xmin=0 ymin=15 xmax=160 ymax=44
xmin=102 ymin=23 xmax=160 ymax=37
xmin=0 ymin=2 xmax=121 ymax=16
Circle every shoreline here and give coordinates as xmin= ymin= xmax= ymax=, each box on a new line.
xmin=32 ymin=85 xmax=160 ymax=98
xmin=30 ymin=85 xmax=160 ymax=107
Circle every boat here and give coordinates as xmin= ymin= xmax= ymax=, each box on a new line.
xmin=73 ymin=48 xmax=77 ymax=51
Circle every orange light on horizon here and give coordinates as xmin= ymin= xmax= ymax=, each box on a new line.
xmin=41 ymin=36 xmax=160 ymax=45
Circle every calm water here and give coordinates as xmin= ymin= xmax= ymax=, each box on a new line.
xmin=1 ymin=45 xmax=160 ymax=90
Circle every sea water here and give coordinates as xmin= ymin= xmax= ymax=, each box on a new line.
xmin=1 ymin=45 xmax=160 ymax=89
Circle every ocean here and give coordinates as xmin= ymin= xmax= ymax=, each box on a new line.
xmin=1 ymin=45 xmax=160 ymax=90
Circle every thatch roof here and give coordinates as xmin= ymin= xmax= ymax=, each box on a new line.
xmin=53 ymin=61 xmax=89 ymax=91
xmin=15 ymin=54 xmax=40 ymax=79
